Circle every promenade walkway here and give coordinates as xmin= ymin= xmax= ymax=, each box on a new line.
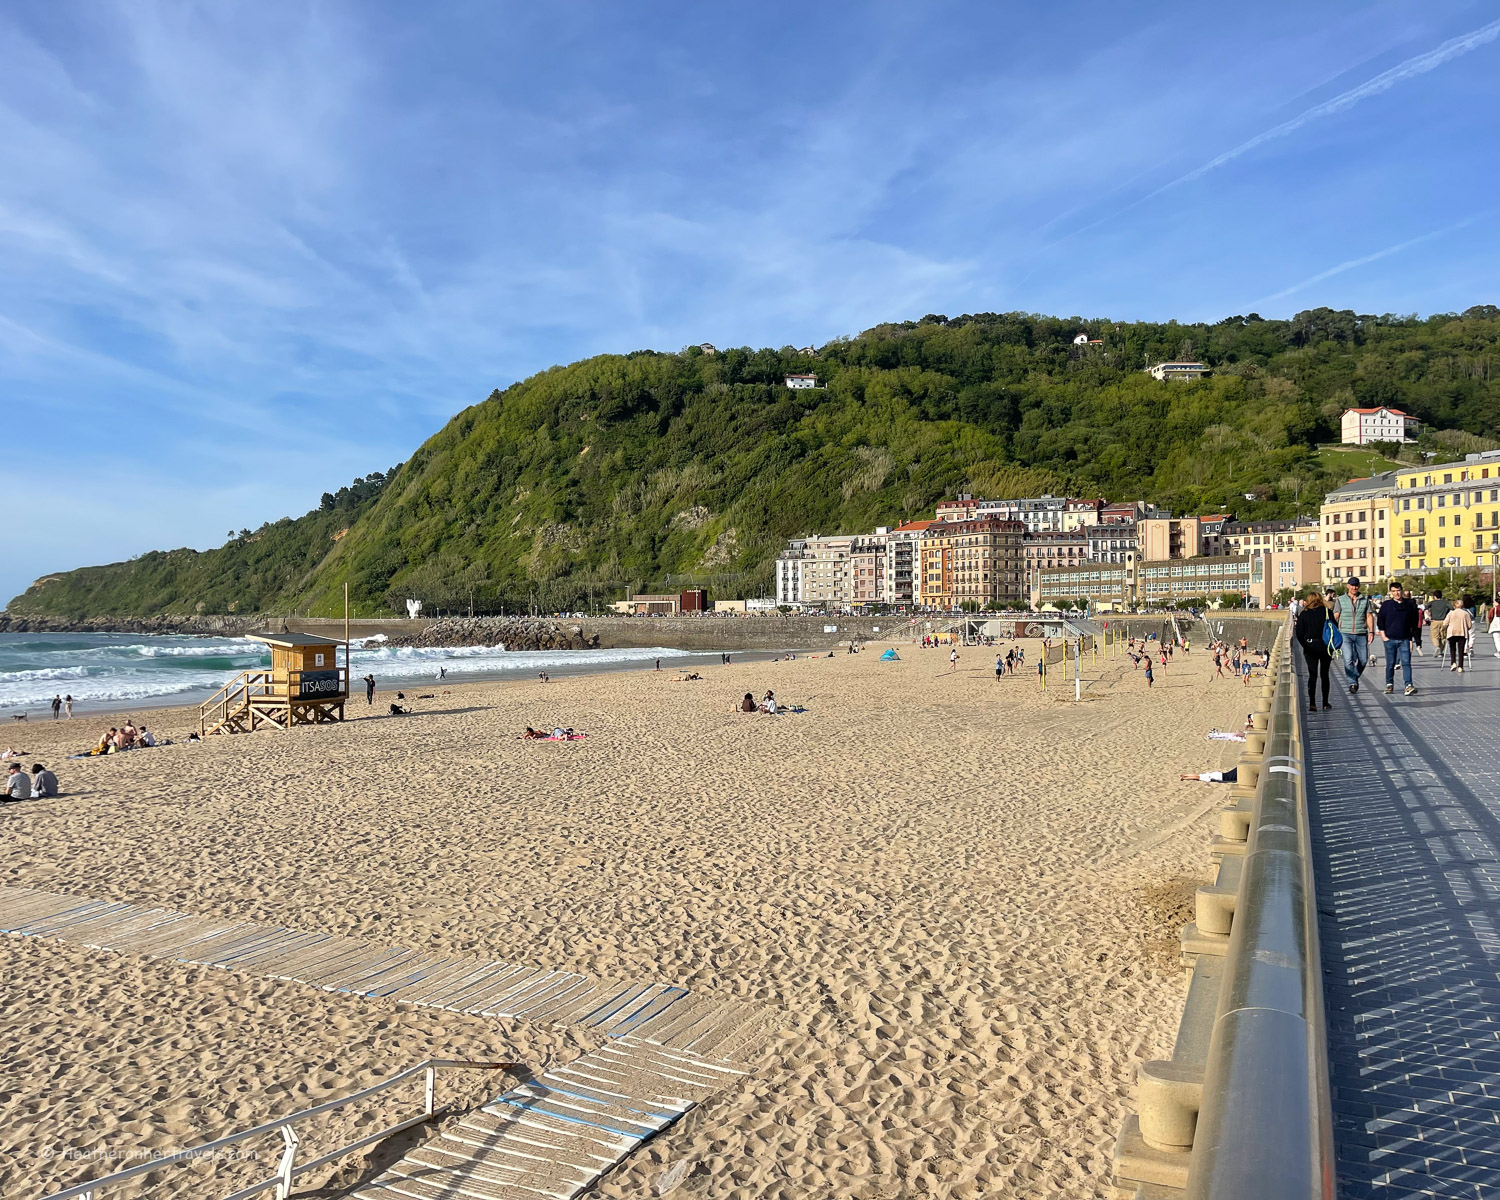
xmin=1304 ymin=637 xmax=1500 ymax=1198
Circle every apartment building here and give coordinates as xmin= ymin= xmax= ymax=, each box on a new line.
xmin=848 ymin=531 xmax=890 ymax=607
xmin=916 ymin=518 xmax=1026 ymax=609
xmin=1390 ymin=450 xmax=1500 ymax=574
xmin=1138 ymin=556 xmax=1258 ymax=604
xmin=775 ymin=534 xmax=856 ymax=608
xmin=1139 ymin=516 xmax=1203 ymax=561
xmin=1087 ymin=521 xmax=1137 ymax=564
xmin=882 ymin=521 xmax=929 ymax=608
xmin=1024 ymin=529 xmax=1088 ymax=599
xmin=1035 ymin=563 xmax=1133 ymax=611
xmin=1319 ymin=473 xmax=1395 ymax=584
xmin=1220 ymin=520 xmax=1295 ymax=557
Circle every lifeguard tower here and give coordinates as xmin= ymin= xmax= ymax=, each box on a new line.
xmin=200 ymin=632 xmax=349 ymax=736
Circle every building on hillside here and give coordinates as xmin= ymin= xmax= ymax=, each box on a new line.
xmin=917 ymin=518 xmax=1025 ymax=609
xmin=1319 ymin=473 xmax=1396 ymax=584
xmin=796 ymin=345 xmax=817 ymax=355
xmin=1341 ymin=407 xmax=1419 ymax=445
xmin=1138 ymin=556 xmax=1259 ymax=606
xmin=784 ymin=373 xmax=818 ymax=390
xmin=1389 ymin=450 xmax=1500 ymax=576
xmin=883 ymin=521 xmax=930 ymax=607
xmin=697 ymin=343 xmax=717 ymax=354
xmin=1024 ymin=530 xmax=1088 ymax=601
xmin=1139 ymin=516 xmax=1202 ymax=561
xmin=1146 ymin=361 xmax=1210 ymax=382
xmin=1036 ymin=563 xmax=1134 ymax=611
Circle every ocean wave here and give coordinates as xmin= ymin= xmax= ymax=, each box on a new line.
xmin=0 ymin=669 xmax=233 ymax=710
xmin=130 ymin=640 xmax=269 ymax=659
xmin=347 ymin=644 xmax=693 ymax=678
xmin=0 ymin=665 xmax=91 ymax=684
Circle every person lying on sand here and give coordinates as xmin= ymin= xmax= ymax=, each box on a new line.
xmin=521 ymin=727 xmax=543 ymax=739
xmin=1181 ymin=768 xmax=1239 ymax=783
xmin=673 ymin=672 xmax=703 ymax=681
xmin=1 ymin=747 xmax=28 ymax=762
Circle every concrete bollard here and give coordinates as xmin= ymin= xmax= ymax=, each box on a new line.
xmin=1196 ymin=884 xmax=1236 ymax=935
xmin=1220 ymin=805 xmax=1252 ymax=841
xmin=1138 ymin=1061 xmax=1204 ymax=1149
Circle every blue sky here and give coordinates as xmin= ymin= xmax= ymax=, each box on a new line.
xmin=4 ymin=1 xmax=1499 ymax=607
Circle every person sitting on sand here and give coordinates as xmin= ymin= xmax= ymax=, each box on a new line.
xmin=739 ymin=693 xmax=757 ymax=713
xmin=759 ymin=691 xmax=779 ymax=714
xmin=139 ymin=726 xmax=156 ymax=748
xmin=5 ymin=763 xmax=31 ymax=801
xmin=186 ymin=731 xmax=201 ymax=743
xmin=30 ymin=763 xmax=58 ymax=798
xmin=388 ymin=702 xmax=410 ymax=715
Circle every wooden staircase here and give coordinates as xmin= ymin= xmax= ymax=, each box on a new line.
xmin=199 ymin=669 xmax=347 ymax=735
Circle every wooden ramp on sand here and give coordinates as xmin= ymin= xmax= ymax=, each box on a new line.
xmin=1 ymin=886 xmax=772 ymax=1199
xmin=0 ymin=885 xmax=770 ymax=1058
xmin=355 ymin=1037 xmax=744 ymax=1200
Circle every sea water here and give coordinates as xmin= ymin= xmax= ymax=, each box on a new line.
xmin=0 ymin=633 xmax=697 ymax=715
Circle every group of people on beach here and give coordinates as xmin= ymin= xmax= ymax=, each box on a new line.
xmin=1294 ymin=576 xmax=1500 ymax=708
xmin=5 ymin=761 xmax=58 ymax=802
xmin=1206 ymin=638 xmax=1265 ymax=686
xmin=992 ymin=646 xmax=1027 ymax=678
xmin=88 ymin=721 xmax=157 ymax=754
xmin=738 ymin=690 xmax=780 ymax=714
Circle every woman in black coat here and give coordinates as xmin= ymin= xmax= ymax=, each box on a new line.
xmin=1294 ymin=593 xmax=1334 ymax=711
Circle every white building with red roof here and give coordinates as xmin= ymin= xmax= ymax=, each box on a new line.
xmin=1341 ymin=406 xmax=1419 ymax=445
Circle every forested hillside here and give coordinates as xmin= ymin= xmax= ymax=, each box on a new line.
xmin=12 ymin=306 xmax=1500 ymax=618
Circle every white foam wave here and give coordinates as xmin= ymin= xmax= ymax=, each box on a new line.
xmin=347 ymin=644 xmax=692 ymax=679
xmin=0 ymin=666 xmax=90 ymax=684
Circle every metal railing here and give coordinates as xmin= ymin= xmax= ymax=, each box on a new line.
xmin=44 ymin=1059 xmax=521 ymax=1200
xmin=1111 ymin=622 xmax=1334 ymax=1198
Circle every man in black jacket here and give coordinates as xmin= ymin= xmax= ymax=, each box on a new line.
xmin=1378 ymin=583 xmax=1420 ymax=697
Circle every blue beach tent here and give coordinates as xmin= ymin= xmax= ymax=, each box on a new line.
xmin=879 ymin=648 xmax=900 ymax=661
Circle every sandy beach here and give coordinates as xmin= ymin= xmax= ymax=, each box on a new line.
xmin=1 ymin=640 xmax=1255 ymax=1199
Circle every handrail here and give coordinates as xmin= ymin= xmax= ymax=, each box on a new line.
xmin=1183 ymin=627 xmax=1333 ymax=1197
xmin=1110 ymin=621 xmax=1334 ymax=1198
xmin=45 ymin=1058 xmax=521 ymax=1200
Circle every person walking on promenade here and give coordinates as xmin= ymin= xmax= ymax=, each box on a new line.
xmin=1294 ymin=592 xmax=1334 ymax=711
xmin=363 ymin=673 xmax=376 ymax=705
xmin=1377 ymin=582 xmax=1420 ymax=697
xmin=1427 ymin=589 xmax=1452 ymax=661
xmin=1333 ymin=576 xmax=1375 ymax=693
xmin=1488 ymin=601 xmax=1500 ymax=659
xmin=1445 ymin=596 xmax=1475 ymax=672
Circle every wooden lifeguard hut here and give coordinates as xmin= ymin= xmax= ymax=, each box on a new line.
xmin=200 ymin=632 xmax=349 ymax=736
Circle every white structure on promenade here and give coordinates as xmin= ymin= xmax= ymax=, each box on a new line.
xmin=1341 ymin=406 xmax=1420 ymax=445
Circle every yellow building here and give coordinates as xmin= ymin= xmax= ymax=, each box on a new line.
xmin=1319 ymin=472 xmax=1396 ymax=584
xmin=1390 ymin=450 xmax=1500 ymax=575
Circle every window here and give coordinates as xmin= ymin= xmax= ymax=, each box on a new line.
xmin=1440 ymin=538 xmax=1447 ymax=549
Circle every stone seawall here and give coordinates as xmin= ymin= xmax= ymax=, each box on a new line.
xmin=580 ymin=615 xmax=917 ymax=651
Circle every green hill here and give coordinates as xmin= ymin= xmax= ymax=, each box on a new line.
xmin=11 ymin=306 xmax=1500 ymax=618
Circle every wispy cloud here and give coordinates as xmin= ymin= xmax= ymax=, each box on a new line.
xmin=1163 ymin=16 xmax=1500 ymax=192
xmin=1252 ymin=212 xmax=1491 ymax=306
